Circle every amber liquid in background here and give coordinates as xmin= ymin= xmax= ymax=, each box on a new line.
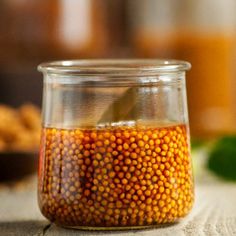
xmin=134 ymin=32 xmax=236 ymax=138
xmin=38 ymin=124 xmax=194 ymax=228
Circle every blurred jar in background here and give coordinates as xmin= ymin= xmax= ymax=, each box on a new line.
xmin=56 ymin=0 xmax=108 ymax=58
xmin=130 ymin=0 xmax=236 ymax=138
xmin=0 ymin=0 xmax=108 ymax=106
xmin=0 ymin=0 xmax=108 ymax=63
xmin=0 ymin=1 xmax=58 ymax=67
xmin=105 ymin=0 xmax=130 ymax=57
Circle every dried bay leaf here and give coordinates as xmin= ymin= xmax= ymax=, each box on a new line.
xmin=98 ymin=87 xmax=140 ymax=124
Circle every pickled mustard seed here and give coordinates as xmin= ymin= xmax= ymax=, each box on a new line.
xmin=38 ymin=124 xmax=194 ymax=227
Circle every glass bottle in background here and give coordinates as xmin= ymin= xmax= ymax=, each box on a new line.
xmin=0 ymin=0 xmax=109 ymax=106
xmin=56 ymin=0 xmax=108 ymax=58
xmin=0 ymin=0 xmax=108 ymax=63
xmin=130 ymin=0 xmax=236 ymax=138
xmin=129 ymin=0 xmax=179 ymax=58
xmin=105 ymin=0 xmax=131 ymax=57
xmin=0 ymin=1 xmax=59 ymax=67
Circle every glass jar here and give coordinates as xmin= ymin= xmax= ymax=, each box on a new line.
xmin=37 ymin=59 xmax=194 ymax=230
xmin=130 ymin=0 xmax=236 ymax=138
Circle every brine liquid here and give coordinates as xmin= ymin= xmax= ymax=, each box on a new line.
xmin=38 ymin=124 xmax=194 ymax=228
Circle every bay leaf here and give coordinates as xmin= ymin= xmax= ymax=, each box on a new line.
xmin=98 ymin=87 xmax=139 ymax=124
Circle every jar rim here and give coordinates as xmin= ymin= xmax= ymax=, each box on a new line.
xmin=38 ymin=59 xmax=191 ymax=76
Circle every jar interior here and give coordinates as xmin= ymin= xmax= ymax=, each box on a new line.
xmin=43 ymin=82 xmax=188 ymax=129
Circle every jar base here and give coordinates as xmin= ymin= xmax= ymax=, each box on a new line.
xmin=58 ymin=222 xmax=178 ymax=231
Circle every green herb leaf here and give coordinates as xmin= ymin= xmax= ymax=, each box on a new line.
xmin=207 ymin=136 xmax=236 ymax=181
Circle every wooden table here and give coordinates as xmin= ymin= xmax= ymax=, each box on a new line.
xmin=0 ymin=178 xmax=236 ymax=236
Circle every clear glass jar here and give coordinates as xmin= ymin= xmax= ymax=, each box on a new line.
xmin=37 ymin=59 xmax=194 ymax=230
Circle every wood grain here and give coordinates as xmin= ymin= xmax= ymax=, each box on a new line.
xmin=0 ymin=182 xmax=236 ymax=236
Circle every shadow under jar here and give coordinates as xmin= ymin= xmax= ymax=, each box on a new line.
xmin=37 ymin=59 xmax=194 ymax=230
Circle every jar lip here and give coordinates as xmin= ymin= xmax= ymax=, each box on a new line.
xmin=38 ymin=59 xmax=191 ymax=76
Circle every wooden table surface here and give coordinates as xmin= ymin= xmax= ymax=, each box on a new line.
xmin=0 ymin=178 xmax=236 ymax=236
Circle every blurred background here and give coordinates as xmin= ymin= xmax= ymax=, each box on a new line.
xmin=0 ymin=0 xmax=236 ymax=182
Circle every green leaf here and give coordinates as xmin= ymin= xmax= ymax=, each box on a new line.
xmin=207 ymin=136 xmax=236 ymax=181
